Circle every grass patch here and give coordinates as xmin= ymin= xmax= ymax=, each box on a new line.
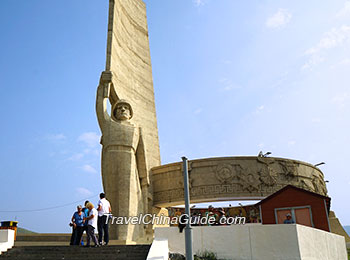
xmin=17 ymin=227 xmax=37 ymax=235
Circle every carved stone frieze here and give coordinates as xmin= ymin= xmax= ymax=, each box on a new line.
xmin=241 ymin=173 xmax=260 ymax=192
xmin=215 ymin=163 xmax=235 ymax=184
xmin=279 ymin=161 xmax=299 ymax=181
xmin=312 ymin=174 xmax=328 ymax=196
xmin=151 ymin=156 xmax=328 ymax=207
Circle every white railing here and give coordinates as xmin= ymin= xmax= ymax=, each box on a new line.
xmin=0 ymin=229 xmax=15 ymax=255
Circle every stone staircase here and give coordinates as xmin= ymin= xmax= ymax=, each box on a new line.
xmin=0 ymin=245 xmax=151 ymax=260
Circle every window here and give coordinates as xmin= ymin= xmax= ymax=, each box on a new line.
xmin=275 ymin=206 xmax=314 ymax=227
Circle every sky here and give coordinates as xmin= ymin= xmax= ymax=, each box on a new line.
xmin=0 ymin=0 xmax=350 ymax=233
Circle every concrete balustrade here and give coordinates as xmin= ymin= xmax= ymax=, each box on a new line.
xmin=154 ymin=224 xmax=347 ymax=260
xmin=0 ymin=229 xmax=15 ymax=255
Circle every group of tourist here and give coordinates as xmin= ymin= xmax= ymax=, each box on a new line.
xmin=70 ymin=193 xmax=111 ymax=247
xmin=174 ymin=205 xmax=295 ymax=232
xmin=175 ymin=205 xmax=228 ymax=232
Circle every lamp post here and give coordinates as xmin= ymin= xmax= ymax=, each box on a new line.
xmin=182 ymin=156 xmax=193 ymax=260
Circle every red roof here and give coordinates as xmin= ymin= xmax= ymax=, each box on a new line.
xmin=255 ymin=185 xmax=331 ymax=211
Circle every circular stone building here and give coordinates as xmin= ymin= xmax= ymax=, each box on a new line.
xmin=151 ymin=156 xmax=328 ymax=207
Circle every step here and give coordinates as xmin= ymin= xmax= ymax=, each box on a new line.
xmin=0 ymin=245 xmax=151 ymax=260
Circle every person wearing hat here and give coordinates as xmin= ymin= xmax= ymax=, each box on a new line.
xmin=70 ymin=205 xmax=85 ymax=245
xmin=283 ymin=213 xmax=295 ymax=224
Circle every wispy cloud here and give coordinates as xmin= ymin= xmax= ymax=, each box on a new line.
xmin=76 ymin=187 xmax=93 ymax=197
xmin=288 ymin=140 xmax=296 ymax=146
xmin=305 ymin=25 xmax=350 ymax=55
xmin=45 ymin=133 xmax=66 ymax=141
xmin=254 ymin=105 xmax=265 ymax=115
xmin=336 ymin=1 xmax=350 ymax=18
xmin=331 ymin=92 xmax=349 ymax=108
xmin=193 ymin=0 xmax=205 ymax=7
xmin=330 ymin=58 xmax=350 ymax=69
xmin=194 ymin=108 xmax=202 ymax=115
xmin=68 ymin=153 xmax=84 ymax=161
xmin=218 ymin=78 xmax=241 ymax=91
xmin=78 ymin=132 xmax=100 ymax=148
xmin=303 ymin=25 xmax=350 ymax=69
xmin=338 ymin=58 xmax=350 ymax=66
xmin=301 ymin=55 xmax=325 ymax=70
xmin=80 ymin=164 xmax=98 ymax=174
xmin=266 ymin=9 xmax=292 ymax=29
xmin=311 ymin=118 xmax=321 ymax=123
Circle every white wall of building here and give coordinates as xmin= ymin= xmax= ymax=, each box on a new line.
xmin=154 ymin=224 xmax=347 ymax=260
xmin=0 ymin=229 xmax=15 ymax=255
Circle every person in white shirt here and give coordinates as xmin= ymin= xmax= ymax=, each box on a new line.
xmin=85 ymin=202 xmax=99 ymax=247
xmin=97 ymin=192 xmax=112 ymax=245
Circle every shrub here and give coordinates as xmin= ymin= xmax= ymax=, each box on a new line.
xmin=169 ymin=253 xmax=185 ymax=260
xmin=194 ymin=250 xmax=218 ymax=260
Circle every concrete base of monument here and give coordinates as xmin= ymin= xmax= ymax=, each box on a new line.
xmin=154 ymin=224 xmax=347 ymax=260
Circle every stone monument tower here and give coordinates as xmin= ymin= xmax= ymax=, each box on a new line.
xmin=96 ymin=0 xmax=161 ymax=244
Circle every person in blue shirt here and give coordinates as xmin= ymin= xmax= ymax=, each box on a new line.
xmin=71 ymin=205 xmax=85 ymax=245
xmin=283 ymin=213 xmax=295 ymax=224
xmin=80 ymin=201 xmax=90 ymax=245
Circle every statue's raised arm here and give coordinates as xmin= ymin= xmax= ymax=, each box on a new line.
xmin=96 ymin=72 xmax=112 ymax=130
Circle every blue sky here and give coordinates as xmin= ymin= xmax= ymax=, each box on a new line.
xmin=0 ymin=0 xmax=350 ymax=233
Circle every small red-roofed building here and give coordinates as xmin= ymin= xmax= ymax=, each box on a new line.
xmin=256 ymin=185 xmax=331 ymax=232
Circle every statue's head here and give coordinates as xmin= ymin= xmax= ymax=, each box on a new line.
xmin=112 ymin=99 xmax=133 ymax=121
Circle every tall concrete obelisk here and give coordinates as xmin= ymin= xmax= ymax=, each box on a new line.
xmin=96 ymin=0 xmax=161 ymax=244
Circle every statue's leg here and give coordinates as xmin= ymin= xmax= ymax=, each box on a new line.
xmin=103 ymin=148 xmax=144 ymax=243
xmin=101 ymin=148 xmax=119 ymax=240
xmin=117 ymin=149 xmax=144 ymax=242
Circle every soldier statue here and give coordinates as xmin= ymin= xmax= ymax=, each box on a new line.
xmin=96 ymin=71 xmax=149 ymax=243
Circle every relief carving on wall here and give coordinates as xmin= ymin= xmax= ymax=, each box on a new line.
xmin=300 ymin=179 xmax=314 ymax=191
xmin=240 ymin=173 xmax=260 ymax=192
xmin=215 ymin=163 xmax=235 ymax=184
xmin=214 ymin=163 xmax=243 ymax=184
xmin=257 ymin=157 xmax=277 ymax=186
xmin=152 ymin=158 xmax=328 ymax=206
xmin=312 ymin=174 xmax=328 ymax=196
xmin=279 ymin=161 xmax=298 ymax=181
